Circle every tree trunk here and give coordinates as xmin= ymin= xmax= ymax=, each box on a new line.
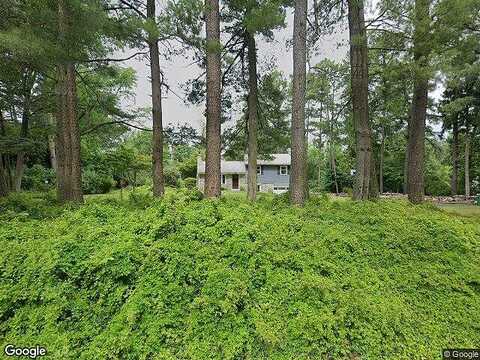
xmin=55 ymin=62 xmax=69 ymax=203
xmin=347 ymin=0 xmax=376 ymax=200
xmin=379 ymin=126 xmax=385 ymax=194
xmin=204 ymin=0 xmax=222 ymax=198
xmin=317 ymin=131 xmax=323 ymax=189
xmin=13 ymin=105 xmax=29 ymax=192
xmin=369 ymin=152 xmax=379 ymax=199
xmin=66 ymin=63 xmax=83 ymax=202
xmin=464 ymin=131 xmax=470 ymax=197
xmin=330 ymin=144 xmax=339 ymax=194
xmin=48 ymin=115 xmax=57 ymax=172
xmin=56 ymin=0 xmax=83 ymax=203
xmin=407 ymin=0 xmax=430 ymax=204
xmin=147 ymin=0 xmax=165 ymax=197
xmin=0 ymin=156 xmax=8 ymax=197
xmin=290 ymin=0 xmax=308 ymax=206
xmin=407 ymin=80 xmax=428 ymax=204
xmin=246 ymin=31 xmax=258 ymax=201
xmin=451 ymin=118 xmax=459 ymax=195
xmin=403 ymin=139 xmax=408 ymax=194
xmin=0 ymin=112 xmax=8 ymax=197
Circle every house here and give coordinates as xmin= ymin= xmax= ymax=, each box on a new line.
xmin=196 ymin=154 xmax=291 ymax=193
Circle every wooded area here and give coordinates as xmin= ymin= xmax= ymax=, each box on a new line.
xmin=1 ymin=0 xmax=479 ymax=205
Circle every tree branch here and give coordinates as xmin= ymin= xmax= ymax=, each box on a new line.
xmin=82 ymin=120 xmax=152 ymax=135
xmin=119 ymin=0 xmax=146 ymax=19
xmin=79 ymin=51 xmax=148 ymax=63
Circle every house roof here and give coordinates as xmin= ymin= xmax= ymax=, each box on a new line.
xmin=246 ymin=154 xmax=291 ymax=165
xmin=197 ymin=154 xmax=291 ymax=174
xmin=197 ymin=160 xmax=245 ymax=174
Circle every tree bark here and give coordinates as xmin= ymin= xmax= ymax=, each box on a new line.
xmin=451 ymin=118 xmax=459 ymax=195
xmin=330 ymin=144 xmax=339 ymax=194
xmin=66 ymin=63 xmax=83 ymax=202
xmin=0 ymin=112 xmax=9 ymax=197
xmin=379 ymin=126 xmax=385 ymax=194
xmin=403 ymin=136 xmax=408 ymax=194
xmin=464 ymin=131 xmax=470 ymax=197
xmin=0 ymin=156 xmax=8 ymax=197
xmin=204 ymin=0 xmax=222 ymax=198
xmin=55 ymin=62 xmax=69 ymax=203
xmin=14 ymin=104 xmax=29 ymax=192
xmin=290 ymin=0 xmax=308 ymax=206
xmin=55 ymin=0 xmax=83 ymax=203
xmin=407 ymin=0 xmax=430 ymax=204
xmin=48 ymin=115 xmax=57 ymax=172
xmin=147 ymin=0 xmax=165 ymax=197
xmin=347 ymin=0 xmax=376 ymax=200
xmin=369 ymin=152 xmax=379 ymax=199
xmin=246 ymin=31 xmax=258 ymax=201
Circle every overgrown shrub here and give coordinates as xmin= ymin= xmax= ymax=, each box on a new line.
xmin=0 ymin=191 xmax=61 ymax=219
xmin=22 ymin=164 xmax=56 ymax=191
xmin=82 ymin=169 xmax=115 ymax=194
xmin=183 ymin=177 xmax=197 ymax=189
xmin=164 ymin=166 xmax=181 ymax=187
xmin=0 ymin=194 xmax=479 ymax=359
xmin=128 ymin=190 xmax=154 ymax=209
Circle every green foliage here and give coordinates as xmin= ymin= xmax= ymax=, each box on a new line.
xmin=164 ymin=166 xmax=181 ymax=187
xmin=224 ymin=70 xmax=291 ymax=159
xmin=22 ymin=165 xmax=56 ymax=191
xmin=0 ymin=191 xmax=61 ymax=220
xmin=82 ymin=169 xmax=115 ymax=195
xmin=1 ymin=192 xmax=479 ymax=359
xmin=183 ymin=177 xmax=197 ymax=189
xmin=128 ymin=190 xmax=155 ymax=210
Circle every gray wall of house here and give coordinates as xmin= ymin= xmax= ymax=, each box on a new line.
xmin=258 ymin=165 xmax=290 ymax=186
xmin=197 ymin=173 xmax=247 ymax=191
xmin=197 ymin=165 xmax=290 ymax=192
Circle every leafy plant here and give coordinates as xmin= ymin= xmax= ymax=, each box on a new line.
xmin=0 ymin=192 xmax=479 ymax=359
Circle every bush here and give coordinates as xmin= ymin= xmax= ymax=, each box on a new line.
xmin=0 ymin=194 xmax=479 ymax=359
xmin=128 ymin=190 xmax=154 ymax=209
xmin=164 ymin=166 xmax=181 ymax=187
xmin=183 ymin=177 xmax=197 ymax=189
xmin=22 ymin=165 xmax=56 ymax=191
xmin=82 ymin=169 xmax=115 ymax=194
xmin=0 ymin=191 xmax=62 ymax=219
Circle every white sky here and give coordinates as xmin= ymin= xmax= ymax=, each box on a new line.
xmin=119 ymin=2 xmax=443 ymax=133
xmin=120 ymin=9 xmax=349 ymax=132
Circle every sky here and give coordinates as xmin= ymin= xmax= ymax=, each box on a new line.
xmin=120 ymin=9 xmax=349 ymax=132
xmin=119 ymin=3 xmax=443 ymax=134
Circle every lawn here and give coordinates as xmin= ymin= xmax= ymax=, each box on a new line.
xmin=436 ymin=203 xmax=480 ymax=219
xmin=0 ymin=189 xmax=479 ymax=359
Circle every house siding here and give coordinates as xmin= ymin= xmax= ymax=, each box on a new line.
xmin=197 ymin=155 xmax=290 ymax=193
xmin=258 ymin=165 xmax=289 ymax=186
xmin=197 ymin=173 xmax=246 ymax=191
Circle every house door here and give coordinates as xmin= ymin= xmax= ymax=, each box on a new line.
xmin=232 ymin=174 xmax=239 ymax=190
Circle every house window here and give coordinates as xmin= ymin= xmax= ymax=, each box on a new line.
xmin=221 ymin=175 xmax=226 ymax=184
xmin=257 ymin=184 xmax=261 ymax=191
xmin=257 ymin=165 xmax=262 ymax=175
xmin=274 ymin=186 xmax=289 ymax=191
xmin=279 ymin=165 xmax=288 ymax=175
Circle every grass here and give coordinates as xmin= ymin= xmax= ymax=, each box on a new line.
xmin=436 ymin=203 xmax=480 ymax=219
xmin=1 ymin=189 xmax=479 ymax=359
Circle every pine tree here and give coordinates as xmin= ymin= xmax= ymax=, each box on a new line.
xmin=204 ymin=0 xmax=222 ymax=198
xmin=290 ymin=0 xmax=308 ymax=206
xmin=347 ymin=0 xmax=378 ymax=200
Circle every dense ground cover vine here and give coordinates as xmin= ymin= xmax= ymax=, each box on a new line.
xmin=0 ymin=190 xmax=479 ymax=359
